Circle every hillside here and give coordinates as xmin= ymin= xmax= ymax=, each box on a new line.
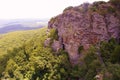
xmin=0 ymin=28 xmax=47 ymax=56
xmin=0 ymin=27 xmax=70 ymax=80
xmin=0 ymin=19 xmax=48 ymax=34
xmin=0 ymin=0 xmax=120 ymax=80
xmin=0 ymin=26 xmax=120 ymax=80
xmin=0 ymin=24 xmax=42 ymax=34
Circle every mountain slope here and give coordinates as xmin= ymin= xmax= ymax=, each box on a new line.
xmin=0 ymin=27 xmax=70 ymax=80
xmin=0 ymin=0 xmax=120 ymax=80
xmin=0 ymin=19 xmax=48 ymax=34
xmin=0 ymin=24 xmax=42 ymax=34
xmin=0 ymin=28 xmax=47 ymax=55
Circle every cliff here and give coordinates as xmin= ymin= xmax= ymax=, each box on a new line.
xmin=48 ymin=1 xmax=120 ymax=64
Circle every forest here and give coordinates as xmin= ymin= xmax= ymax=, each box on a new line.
xmin=0 ymin=27 xmax=120 ymax=80
xmin=0 ymin=0 xmax=120 ymax=80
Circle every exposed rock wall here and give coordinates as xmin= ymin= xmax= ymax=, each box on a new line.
xmin=48 ymin=2 xmax=120 ymax=64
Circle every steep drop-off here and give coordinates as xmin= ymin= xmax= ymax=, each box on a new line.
xmin=48 ymin=1 xmax=120 ymax=64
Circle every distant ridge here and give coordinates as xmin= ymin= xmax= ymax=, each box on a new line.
xmin=0 ymin=24 xmax=43 ymax=34
xmin=0 ymin=19 xmax=48 ymax=34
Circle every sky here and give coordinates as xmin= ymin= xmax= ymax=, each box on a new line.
xmin=0 ymin=0 xmax=109 ymax=20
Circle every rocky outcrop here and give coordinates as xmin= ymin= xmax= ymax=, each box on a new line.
xmin=48 ymin=1 xmax=120 ymax=64
xmin=44 ymin=38 xmax=51 ymax=47
xmin=51 ymin=40 xmax=62 ymax=52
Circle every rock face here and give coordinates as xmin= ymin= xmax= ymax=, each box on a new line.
xmin=44 ymin=38 xmax=51 ymax=47
xmin=51 ymin=40 xmax=62 ymax=52
xmin=48 ymin=2 xmax=120 ymax=64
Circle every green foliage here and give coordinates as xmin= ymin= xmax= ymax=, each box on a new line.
xmin=63 ymin=6 xmax=73 ymax=12
xmin=78 ymin=45 xmax=83 ymax=53
xmin=107 ymin=6 xmax=116 ymax=13
xmin=70 ymin=64 xmax=87 ymax=79
xmin=0 ymin=27 xmax=120 ymax=80
xmin=100 ymin=38 xmax=118 ymax=63
xmin=84 ymin=47 xmax=97 ymax=65
xmin=0 ymin=28 xmax=47 ymax=55
xmin=93 ymin=1 xmax=106 ymax=7
xmin=83 ymin=47 xmax=102 ymax=80
xmin=105 ymin=63 xmax=120 ymax=80
xmin=48 ymin=28 xmax=59 ymax=41
xmin=0 ymin=55 xmax=9 ymax=77
xmin=49 ymin=17 xmax=57 ymax=24
xmin=91 ymin=1 xmax=106 ymax=12
xmin=90 ymin=6 xmax=97 ymax=12
xmin=69 ymin=46 xmax=103 ymax=80
xmin=71 ymin=38 xmax=120 ymax=80
xmin=99 ymin=38 xmax=120 ymax=80
xmin=109 ymin=0 xmax=120 ymax=6
xmin=90 ymin=0 xmax=117 ymax=15
xmin=0 ymin=27 xmax=70 ymax=80
xmin=110 ymin=45 xmax=120 ymax=63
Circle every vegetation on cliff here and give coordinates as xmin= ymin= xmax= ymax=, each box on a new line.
xmin=0 ymin=0 xmax=120 ymax=80
xmin=0 ymin=27 xmax=120 ymax=80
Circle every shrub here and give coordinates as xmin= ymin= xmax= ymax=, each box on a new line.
xmin=70 ymin=64 xmax=87 ymax=79
xmin=84 ymin=46 xmax=97 ymax=65
xmin=100 ymin=38 xmax=117 ymax=63
xmin=109 ymin=0 xmax=120 ymax=6
xmin=78 ymin=45 xmax=83 ymax=53
xmin=110 ymin=45 xmax=120 ymax=63
xmin=50 ymin=17 xmax=55 ymax=22
xmin=90 ymin=6 xmax=97 ymax=12
xmin=84 ymin=69 xmax=96 ymax=80
xmin=93 ymin=1 xmax=106 ymax=7
xmin=107 ymin=63 xmax=120 ymax=80
xmin=63 ymin=6 xmax=73 ymax=12
xmin=49 ymin=28 xmax=59 ymax=41
xmin=107 ymin=6 xmax=116 ymax=13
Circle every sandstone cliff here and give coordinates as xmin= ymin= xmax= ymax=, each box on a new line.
xmin=48 ymin=1 xmax=120 ymax=64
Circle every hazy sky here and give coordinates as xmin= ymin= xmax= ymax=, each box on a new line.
xmin=0 ymin=0 xmax=109 ymax=19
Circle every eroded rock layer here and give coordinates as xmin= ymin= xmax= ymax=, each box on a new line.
xmin=48 ymin=2 xmax=120 ymax=64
